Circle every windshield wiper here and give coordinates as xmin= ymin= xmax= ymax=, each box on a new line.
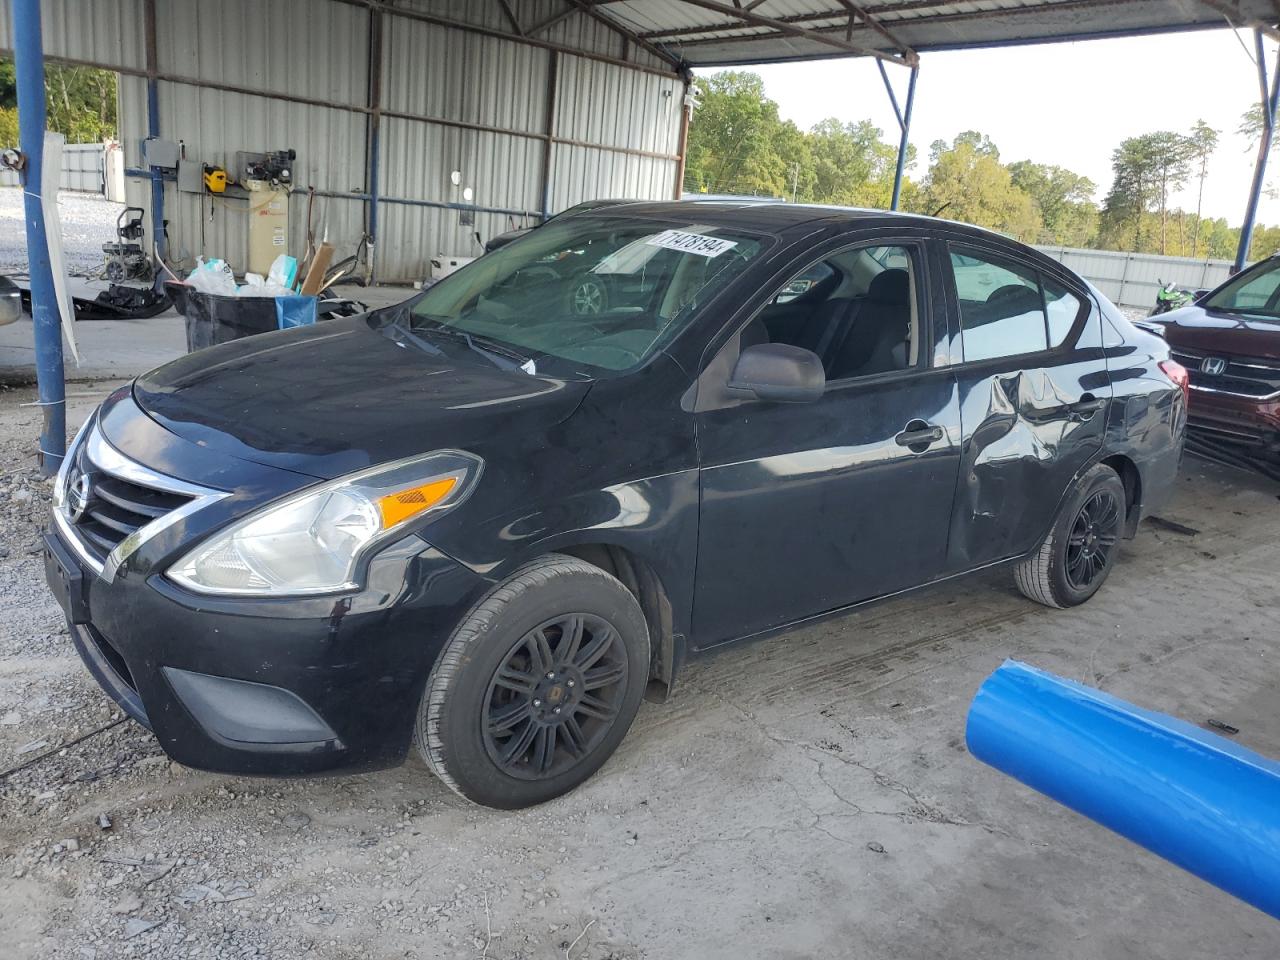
xmin=382 ymin=318 xmax=444 ymax=356
xmin=413 ymin=320 xmax=535 ymax=372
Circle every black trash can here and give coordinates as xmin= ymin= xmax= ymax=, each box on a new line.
xmin=169 ymin=283 xmax=283 ymax=353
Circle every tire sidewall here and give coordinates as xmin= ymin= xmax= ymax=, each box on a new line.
xmin=430 ymin=566 xmax=649 ymax=809
xmin=1048 ymin=466 xmax=1126 ymax=606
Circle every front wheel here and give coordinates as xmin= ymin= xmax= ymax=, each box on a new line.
xmin=1014 ymin=464 xmax=1127 ymax=609
xmin=416 ymin=555 xmax=650 ymax=809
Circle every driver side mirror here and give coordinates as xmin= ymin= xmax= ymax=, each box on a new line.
xmin=728 ymin=343 xmax=825 ymax=403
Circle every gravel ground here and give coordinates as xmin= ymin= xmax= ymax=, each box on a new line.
xmin=0 ymin=187 xmax=124 ymax=278
xmin=2 ymin=387 xmax=1280 ymax=959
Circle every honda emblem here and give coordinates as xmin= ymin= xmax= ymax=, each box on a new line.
xmin=1200 ymin=357 xmax=1226 ymax=376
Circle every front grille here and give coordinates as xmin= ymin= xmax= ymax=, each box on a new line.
xmin=1170 ymin=346 xmax=1280 ymax=400
xmin=57 ymin=425 xmax=208 ymax=570
xmin=72 ymin=471 xmax=193 ymax=562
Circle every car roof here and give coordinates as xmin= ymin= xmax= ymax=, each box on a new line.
xmin=578 ymin=200 xmax=1076 ymax=266
xmin=576 ymin=199 xmax=986 ymax=234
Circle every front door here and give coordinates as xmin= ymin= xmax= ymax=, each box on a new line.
xmin=941 ymin=242 xmax=1111 ymax=570
xmin=691 ymin=240 xmax=962 ymax=648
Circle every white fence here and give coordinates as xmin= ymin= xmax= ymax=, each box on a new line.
xmin=0 ymin=141 xmax=124 ymax=199
xmin=1036 ymin=245 xmax=1234 ymax=311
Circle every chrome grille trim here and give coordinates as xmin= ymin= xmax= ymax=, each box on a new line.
xmin=52 ymin=418 xmax=229 ymax=582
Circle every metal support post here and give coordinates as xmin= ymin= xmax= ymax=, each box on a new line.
xmin=1236 ymin=30 xmax=1280 ymax=273
xmin=12 ymin=0 xmax=66 ymax=474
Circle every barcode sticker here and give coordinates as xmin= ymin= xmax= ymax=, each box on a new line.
xmin=645 ymin=229 xmax=738 ymax=258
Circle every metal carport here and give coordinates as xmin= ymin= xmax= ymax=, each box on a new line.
xmin=4 ymin=0 xmax=1280 ymax=473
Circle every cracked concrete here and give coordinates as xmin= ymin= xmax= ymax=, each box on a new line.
xmin=1 ymin=384 xmax=1279 ymax=958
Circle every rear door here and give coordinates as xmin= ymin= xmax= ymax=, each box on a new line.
xmin=940 ymin=241 xmax=1111 ymax=571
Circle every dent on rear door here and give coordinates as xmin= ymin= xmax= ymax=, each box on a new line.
xmin=950 ymin=306 xmax=1111 ymax=568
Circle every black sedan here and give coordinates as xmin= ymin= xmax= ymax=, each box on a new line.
xmin=44 ymin=203 xmax=1187 ymax=809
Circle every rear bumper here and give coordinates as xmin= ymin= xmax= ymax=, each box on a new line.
xmin=46 ymin=526 xmax=490 ymax=776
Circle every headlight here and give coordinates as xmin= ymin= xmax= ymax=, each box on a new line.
xmin=167 ymin=450 xmax=482 ymax=596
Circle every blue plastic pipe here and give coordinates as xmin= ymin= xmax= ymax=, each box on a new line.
xmin=12 ymin=0 xmax=66 ymax=474
xmin=967 ymin=660 xmax=1280 ymax=919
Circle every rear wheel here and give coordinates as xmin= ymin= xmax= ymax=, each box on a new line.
xmin=1014 ymin=464 xmax=1126 ymax=609
xmin=416 ymin=555 xmax=649 ymax=809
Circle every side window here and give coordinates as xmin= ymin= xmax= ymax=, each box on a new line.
xmin=950 ymin=249 xmax=1046 ymax=361
xmin=950 ymin=249 xmax=1084 ymax=362
xmin=750 ymin=245 xmax=920 ymax=382
xmin=1044 ymin=277 xmax=1083 ymax=348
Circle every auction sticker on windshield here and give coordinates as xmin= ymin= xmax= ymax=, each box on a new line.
xmin=646 ymin=229 xmax=738 ymax=258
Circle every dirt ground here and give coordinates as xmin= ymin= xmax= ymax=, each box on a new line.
xmin=1 ymin=383 xmax=1278 ymax=960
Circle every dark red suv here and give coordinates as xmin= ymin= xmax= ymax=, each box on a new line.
xmin=1145 ymin=257 xmax=1280 ymax=460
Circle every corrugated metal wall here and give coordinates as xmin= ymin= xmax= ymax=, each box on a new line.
xmin=1036 ymin=246 xmax=1235 ymax=310
xmin=2 ymin=0 xmax=685 ymax=283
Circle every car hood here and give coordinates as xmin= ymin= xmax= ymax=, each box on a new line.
xmin=133 ymin=315 xmax=590 ymax=479
xmin=1159 ymin=305 xmax=1280 ymax=361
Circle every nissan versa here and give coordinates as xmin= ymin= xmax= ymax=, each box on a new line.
xmin=44 ymin=203 xmax=1187 ymax=809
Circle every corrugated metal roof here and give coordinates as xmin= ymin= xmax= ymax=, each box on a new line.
xmin=594 ymin=0 xmax=1280 ymax=67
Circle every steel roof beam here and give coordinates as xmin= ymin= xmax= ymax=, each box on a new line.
xmin=834 ymin=0 xmax=916 ymax=57
xmin=1198 ymin=0 xmax=1280 ymax=38
xmin=494 ymin=0 xmax=524 ymax=35
xmin=568 ymin=0 xmax=688 ymax=69
xmin=669 ymin=0 xmax=916 ymax=64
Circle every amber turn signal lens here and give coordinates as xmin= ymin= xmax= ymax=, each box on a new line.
xmin=377 ymin=476 xmax=458 ymax=528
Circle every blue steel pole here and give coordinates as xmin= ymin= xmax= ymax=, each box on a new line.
xmin=1235 ymin=30 xmax=1280 ymax=273
xmin=890 ymin=65 xmax=918 ymax=212
xmin=967 ymin=660 xmax=1280 ymax=920
xmin=12 ymin=0 xmax=66 ymax=475
xmin=143 ymin=0 xmax=165 ymax=289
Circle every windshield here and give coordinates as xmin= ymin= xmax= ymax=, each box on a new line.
xmin=1204 ymin=260 xmax=1280 ymax=319
xmin=407 ymin=216 xmax=766 ymax=374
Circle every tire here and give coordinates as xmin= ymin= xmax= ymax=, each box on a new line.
xmin=416 ymin=554 xmax=650 ymax=809
xmin=567 ymin=277 xmax=609 ymax=316
xmin=1014 ymin=464 xmax=1127 ymax=609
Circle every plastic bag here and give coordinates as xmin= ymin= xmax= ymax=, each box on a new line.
xmin=268 ymin=255 xmax=299 ymax=292
xmin=239 ymin=273 xmax=292 ymax=297
xmin=186 ymin=257 xmax=237 ymax=296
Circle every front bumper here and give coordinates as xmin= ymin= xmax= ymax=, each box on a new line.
xmin=44 ymin=520 xmax=490 ymax=777
xmin=1186 ymin=388 xmax=1280 ymax=456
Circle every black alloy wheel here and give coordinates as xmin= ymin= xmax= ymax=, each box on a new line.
xmin=482 ymin=613 xmax=628 ymax=780
xmin=1064 ymin=489 xmax=1122 ymax=589
xmin=1014 ymin=463 xmax=1128 ymax=609
xmin=417 ymin=554 xmax=650 ymax=808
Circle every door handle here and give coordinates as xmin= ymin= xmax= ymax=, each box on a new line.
xmin=895 ymin=420 xmax=944 ymax=450
xmin=1069 ymin=394 xmax=1105 ymax=420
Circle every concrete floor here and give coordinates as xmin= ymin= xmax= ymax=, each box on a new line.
xmin=0 ymin=374 xmax=1277 ymax=957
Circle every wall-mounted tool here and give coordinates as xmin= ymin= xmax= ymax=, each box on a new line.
xmin=102 ymin=206 xmax=154 ymax=284
xmin=202 ymin=164 xmax=228 ymax=193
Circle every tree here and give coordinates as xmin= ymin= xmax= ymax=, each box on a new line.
xmin=683 ymin=71 xmax=790 ymax=197
xmin=807 ymin=118 xmax=905 ymax=207
xmin=0 ymin=58 xmax=117 ymax=146
xmin=1185 ymin=120 xmax=1219 ymax=257
xmin=1100 ymin=135 xmax=1164 ymax=251
xmin=913 ymin=132 xmax=1039 ymax=241
xmin=1008 ymin=160 xmax=1097 ymax=246
xmin=1148 ymin=131 xmax=1193 ymax=254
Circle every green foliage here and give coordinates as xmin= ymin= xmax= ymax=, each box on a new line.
xmin=1008 ymin=160 xmax=1098 ymax=246
xmin=683 ymin=71 xmax=1272 ymax=263
xmin=683 ymin=72 xmax=906 ymax=203
xmin=913 ymin=132 xmax=1040 ymax=241
xmin=0 ymin=58 xmax=117 ymax=145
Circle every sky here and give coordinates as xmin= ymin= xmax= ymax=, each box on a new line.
xmin=697 ymin=28 xmax=1274 ymax=226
